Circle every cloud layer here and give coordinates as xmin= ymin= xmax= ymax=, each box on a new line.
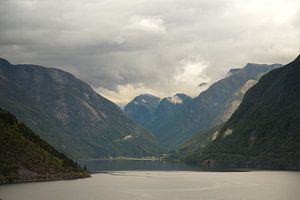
xmin=0 ymin=0 xmax=299 ymax=104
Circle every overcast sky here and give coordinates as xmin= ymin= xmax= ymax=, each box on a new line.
xmin=0 ymin=0 xmax=299 ymax=104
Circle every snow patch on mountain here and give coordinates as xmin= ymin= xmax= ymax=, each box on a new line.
xmin=211 ymin=131 xmax=219 ymax=141
xmin=167 ymin=94 xmax=183 ymax=104
xmin=223 ymin=129 xmax=233 ymax=138
xmin=123 ymin=135 xmax=133 ymax=141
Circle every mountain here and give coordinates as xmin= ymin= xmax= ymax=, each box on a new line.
xmin=149 ymin=93 xmax=192 ymax=138
xmin=167 ymin=124 xmax=223 ymax=161
xmin=124 ymin=94 xmax=161 ymax=130
xmin=154 ymin=93 xmax=192 ymax=124
xmin=0 ymin=108 xmax=89 ymax=184
xmin=0 ymin=58 xmax=160 ymax=159
xmin=185 ymin=55 xmax=300 ymax=170
xmin=124 ymin=93 xmax=192 ymax=138
xmin=155 ymin=63 xmax=281 ymax=150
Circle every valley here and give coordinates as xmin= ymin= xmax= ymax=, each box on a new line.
xmin=0 ymin=1 xmax=299 ymax=199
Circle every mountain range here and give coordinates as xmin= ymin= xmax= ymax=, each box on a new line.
xmin=184 ymin=55 xmax=300 ymax=170
xmin=1 ymin=54 xmax=298 ymax=172
xmin=124 ymin=94 xmax=162 ymax=131
xmin=0 ymin=58 xmax=160 ymax=159
xmin=125 ymin=63 xmax=281 ymax=149
xmin=124 ymin=93 xmax=192 ymax=136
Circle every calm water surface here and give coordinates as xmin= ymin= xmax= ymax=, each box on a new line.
xmin=80 ymin=159 xmax=199 ymax=172
xmin=0 ymin=161 xmax=300 ymax=200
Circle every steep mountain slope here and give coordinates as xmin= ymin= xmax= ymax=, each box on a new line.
xmin=157 ymin=63 xmax=281 ymax=149
xmin=185 ymin=55 xmax=300 ymax=170
xmin=124 ymin=93 xmax=192 ymax=139
xmin=168 ymin=124 xmax=223 ymax=161
xmin=168 ymin=124 xmax=228 ymax=162
xmin=0 ymin=108 xmax=89 ymax=184
xmin=149 ymin=93 xmax=192 ymax=138
xmin=153 ymin=93 xmax=192 ymax=127
xmin=124 ymin=94 xmax=161 ymax=130
xmin=0 ymin=58 xmax=160 ymax=159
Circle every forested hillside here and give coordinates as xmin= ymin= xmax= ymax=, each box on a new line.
xmin=185 ymin=55 xmax=300 ymax=170
xmin=0 ymin=108 xmax=89 ymax=184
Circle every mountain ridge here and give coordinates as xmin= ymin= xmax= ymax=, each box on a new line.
xmin=126 ymin=63 xmax=281 ymax=150
xmin=0 ymin=58 xmax=160 ymax=159
xmin=184 ymin=55 xmax=300 ymax=170
xmin=124 ymin=93 xmax=192 ymax=140
xmin=155 ymin=63 xmax=281 ymax=149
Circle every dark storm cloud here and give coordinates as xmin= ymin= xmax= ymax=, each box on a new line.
xmin=0 ymin=0 xmax=299 ymax=103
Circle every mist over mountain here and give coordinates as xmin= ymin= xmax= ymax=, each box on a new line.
xmin=0 ymin=58 xmax=160 ymax=159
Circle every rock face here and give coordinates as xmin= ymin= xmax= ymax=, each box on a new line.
xmin=154 ymin=94 xmax=192 ymax=123
xmin=124 ymin=64 xmax=280 ymax=150
xmin=186 ymin=55 xmax=300 ymax=170
xmin=124 ymin=93 xmax=192 ymax=140
xmin=0 ymin=58 xmax=160 ymax=159
xmin=0 ymin=108 xmax=89 ymax=184
xmin=152 ymin=63 xmax=281 ymax=150
xmin=124 ymin=94 xmax=161 ymax=131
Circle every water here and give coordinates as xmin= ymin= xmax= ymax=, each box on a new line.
xmin=1 ymin=170 xmax=300 ymax=200
xmin=80 ymin=159 xmax=199 ymax=172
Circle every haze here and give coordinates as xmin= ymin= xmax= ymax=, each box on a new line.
xmin=0 ymin=0 xmax=299 ymax=104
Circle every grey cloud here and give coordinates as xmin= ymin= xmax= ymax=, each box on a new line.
xmin=0 ymin=0 xmax=299 ymax=104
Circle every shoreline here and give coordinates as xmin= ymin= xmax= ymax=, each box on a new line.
xmin=2 ymin=169 xmax=299 ymax=185
xmin=0 ymin=172 xmax=91 ymax=185
xmin=91 ymin=168 xmax=300 ymax=174
xmin=78 ymin=156 xmax=160 ymax=161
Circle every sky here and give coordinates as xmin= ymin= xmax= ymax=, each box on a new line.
xmin=0 ymin=0 xmax=299 ymax=105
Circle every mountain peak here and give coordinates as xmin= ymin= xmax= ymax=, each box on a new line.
xmin=139 ymin=93 xmax=159 ymax=98
xmin=245 ymin=62 xmax=258 ymax=66
xmin=226 ymin=68 xmax=241 ymax=77
xmin=227 ymin=63 xmax=270 ymax=75
xmin=229 ymin=68 xmax=241 ymax=72
xmin=165 ymin=93 xmax=191 ymax=104
xmin=244 ymin=63 xmax=267 ymax=71
xmin=0 ymin=60 xmax=160 ymax=158
xmin=191 ymin=55 xmax=300 ymax=170
xmin=167 ymin=95 xmax=184 ymax=104
xmin=0 ymin=58 xmax=11 ymax=66
xmin=294 ymin=54 xmax=300 ymax=62
xmin=132 ymin=93 xmax=161 ymax=104
xmin=174 ymin=93 xmax=190 ymax=98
